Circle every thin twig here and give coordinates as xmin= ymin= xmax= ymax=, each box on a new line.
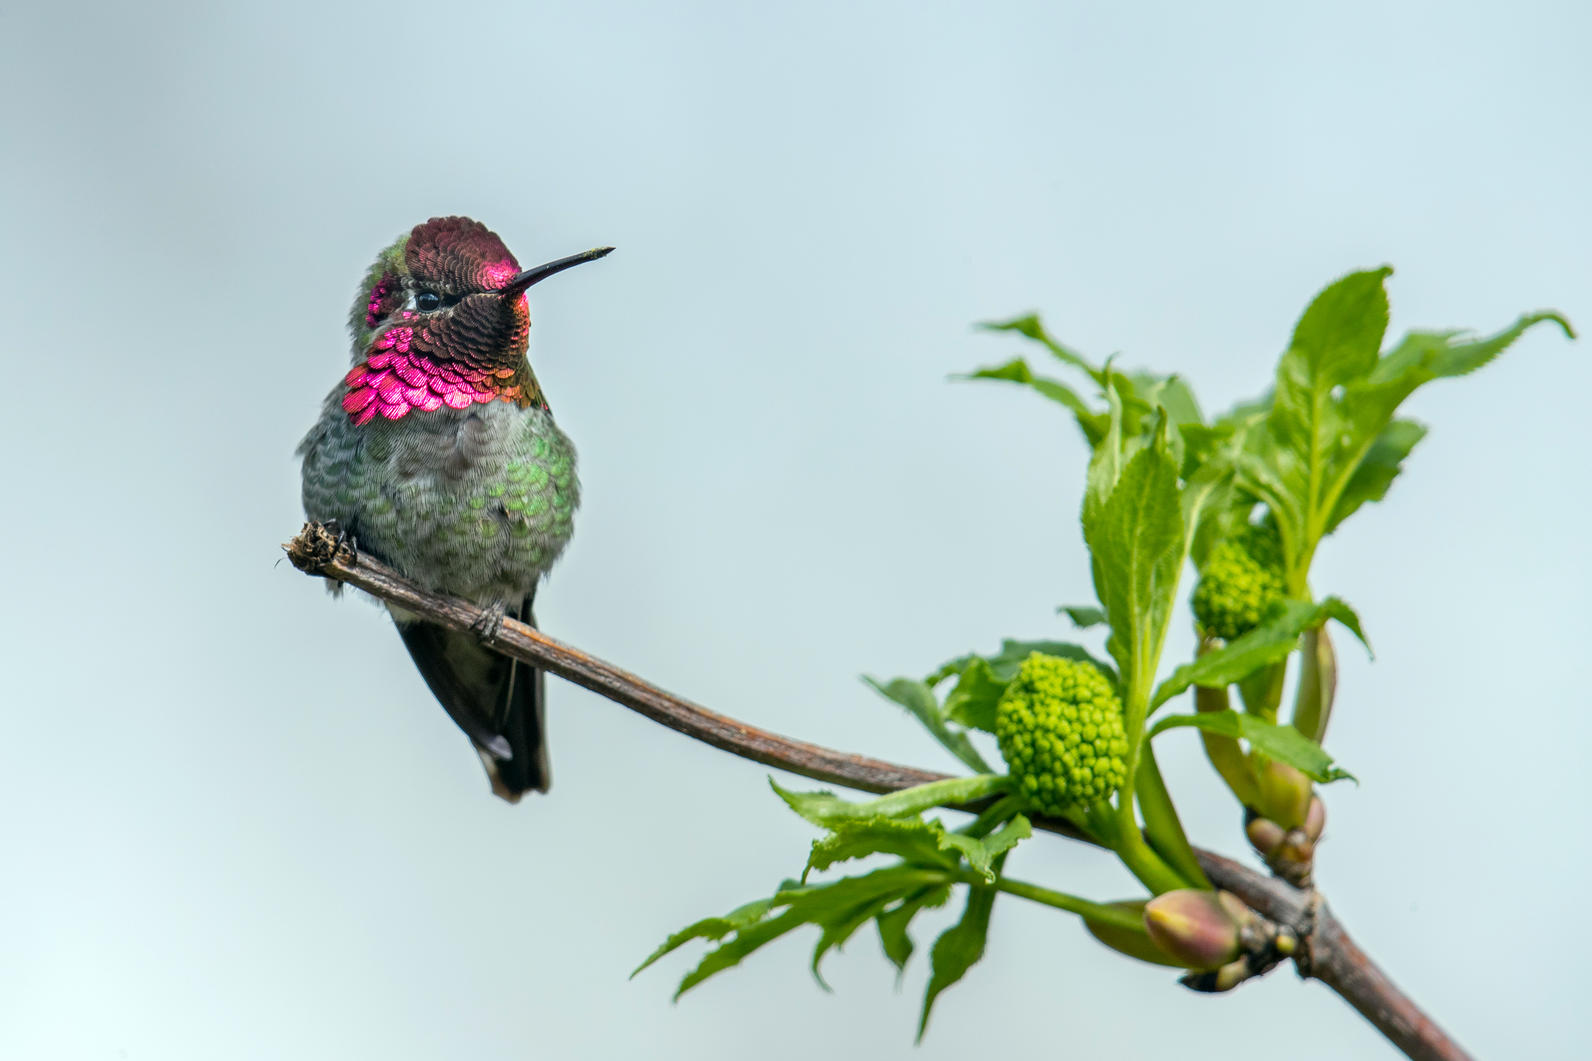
xmin=284 ymin=522 xmax=1471 ymax=1061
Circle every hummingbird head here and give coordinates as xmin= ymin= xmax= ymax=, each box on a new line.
xmin=342 ymin=216 xmax=611 ymax=426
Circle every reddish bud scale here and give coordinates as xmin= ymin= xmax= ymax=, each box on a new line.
xmin=1143 ymin=890 xmax=1249 ymax=970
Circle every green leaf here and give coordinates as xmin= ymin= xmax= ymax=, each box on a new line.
xmin=631 ymin=896 xmax=777 ymax=977
xmin=942 ymin=659 xmax=1005 ymax=732
xmin=961 ymin=358 xmax=1095 ymax=414
xmin=1321 ymin=311 xmax=1574 ymax=533
xmin=641 ymin=865 xmax=949 ymax=999
xmin=934 ymin=640 xmax=1117 ymax=732
xmin=1288 ymin=267 xmax=1392 ymax=391
xmin=1251 ymin=268 xmax=1392 ymax=573
xmin=810 ymin=890 xmax=900 ymax=990
xmin=863 ymin=676 xmax=991 ymax=773
xmin=1131 ymin=373 xmax=1205 ymax=430
xmin=674 ymin=908 xmax=808 ymax=998
xmin=969 ymin=814 xmax=1031 ymax=877
xmin=1372 ymin=312 xmax=1574 ymax=385
xmin=1083 ymin=374 xmax=1130 ymax=523
xmin=1082 ymin=423 xmax=1187 ymax=690
xmin=1325 ymin=418 xmax=1427 ymax=532
xmin=1151 ymin=598 xmax=1368 ymax=709
xmin=770 ymin=775 xmax=1011 ymax=828
xmin=918 ymin=883 xmax=998 ymax=1041
xmin=1058 ymin=604 xmax=1108 ymax=628
xmin=936 ymin=817 xmax=1028 ymax=884
xmin=957 ymin=355 xmax=1108 ymax=446
xmin=877 ymin=884 xmax=953 ymax=974
xmin=933 ymin=639 xmax=1116 ymax=686
xmin=1239 ymin=275 xmax=1572 ymax=587
xmin=805 ymin=811 xmax=1028 ymax=885
xmin=805 ymin=817 xmax=961 ymax=877
xmin=978 ymin=314 xmax=1105 ymax=382
xmin=1149 ymin=711 xmax=1354 ymax=784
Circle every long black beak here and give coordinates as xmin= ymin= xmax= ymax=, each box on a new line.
xmin=498 ymin=247 xmax=615 ymax=299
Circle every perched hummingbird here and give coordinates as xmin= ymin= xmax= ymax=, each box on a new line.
xmin=298 ymin=216 xmax=610 ymax=801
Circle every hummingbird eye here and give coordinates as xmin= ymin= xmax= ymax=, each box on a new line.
xmin=414 ymin=290 xmax=443 ymax=312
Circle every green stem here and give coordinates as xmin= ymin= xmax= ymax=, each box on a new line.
xmin=1114 ymin=818 xmax=1186 ymax=894
xmin=1195 ymin=673 xmax=1262 ymax=807
xmin=987 ymin=876 xmax=1145 ymax=933
xmin=1237 ymin=658 xmax=1288 ymax=723
xmin=1135 ymin=747 xmax=1209 ymax=888
xmin=1114 ymin=687 xmax=1186 ymax=894
xmin=959 ymin=795 xmax=1024 ymax=840
xmin=1291 ymin=625 xmax=1337 ymax=742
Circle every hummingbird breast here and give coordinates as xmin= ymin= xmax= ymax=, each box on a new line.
xmin=299 ymin=395 xmax=579 ymax=603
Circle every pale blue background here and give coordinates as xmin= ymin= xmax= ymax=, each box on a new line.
xmin=3 ymin=2 xmax=1587 ymax=1058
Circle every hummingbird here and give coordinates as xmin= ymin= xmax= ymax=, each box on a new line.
xmin=298 ymin=216 xmax=611 ymax=801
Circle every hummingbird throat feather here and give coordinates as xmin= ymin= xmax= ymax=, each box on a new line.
xmin=342 ymin=280 xmax=543 ymax=426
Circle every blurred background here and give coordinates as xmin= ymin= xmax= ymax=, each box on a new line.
xmin=3 ymin=2 xmax=1587 ymax=1058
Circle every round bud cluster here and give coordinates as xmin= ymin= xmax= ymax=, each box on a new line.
xmin=1193 ymin=522 xmax=1286 ymax=640
xmin=995 ymin=654 xmax=1129 ymax=815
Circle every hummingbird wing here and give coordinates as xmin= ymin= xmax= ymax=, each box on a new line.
xmin=393 ymin=594 xmax=550 ymax=801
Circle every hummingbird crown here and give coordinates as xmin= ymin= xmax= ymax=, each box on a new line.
xmin=342 ymin=216 xmax=541 ymax=426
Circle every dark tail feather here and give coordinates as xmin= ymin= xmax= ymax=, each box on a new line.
xmin=393 ymin=595 xmax=550 ymax=801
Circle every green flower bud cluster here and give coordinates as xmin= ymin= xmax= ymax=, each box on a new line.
xmin=994 ymin=654 xmax=1128 ymax=815
xmin=1192 ymin=522 xmax=1286 ymax=640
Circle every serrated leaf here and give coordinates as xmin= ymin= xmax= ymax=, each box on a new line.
xmin=1151 ymin=598 xmax=1368 ymax=709
xmin=960 ymin=358 xmax=1096 ymax=416
xmin=936 ymin=641 xmax=1117 ymax=733
xmin=1288 ymin=267 xmax=1392 ymax=391
xmin=863 ymin=676 xmax=991 ymax=773
xmin=1240 ymin=275 xmax=1571 ymax=584
xmin=1133 ymin=373 xmax=1205 ymax=430
xmin=969 ymin=814 xmax=1030 ymax=877
xmin=1372 ymin=312 xmax=1574 ymax=385
xmin=1321 ymin=311 xmax=1574 ymax=531
xmin=918 ymin=884 xmax=997 ymax=1041
xmin=942 ymin=659 xmax=1005 ymax=732
xmin=958 ymin=354 xmax=1108 ymax=446
xmin=803 ymin=812 xmax=1029 ymax=885
xmin=1253 ymin=269 xmax=1392 ymax=570
xmin=1325 ymin=418 xmax=1427 ymax=532
xmin=631 ymin=896 xmax=777 ymax=977
xmin=978 ymin=314 xmax=1105 ymax=381
xmin=805 ymin=817 xmax=961 ymax=877
xmin=1149 ymin=710 xmax=1354 ymax=784
xmin=877 ymin=884 xmax=953 ymax=974
xmin=1058 ymin=604 xmax=1108 ymax=628
xmin=644 ymin=865 xmax=950 ymax=999
xmin=935 ymin=639 xmax=1116 ymax=685
xmin=771 ymin=775 xmax=1011 ymax=828
xmin=1082 ymin=423 xmax=1187 ymax=688
xmin=1083 ymin=375 xmax=1130 ymax=523
xmin=674 ymin=907 xmax=808 ymax=998
xmin=811 ymin=891 xmax=899 ymax=990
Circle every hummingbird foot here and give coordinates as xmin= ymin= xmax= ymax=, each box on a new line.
xmin=321 ymin=519 xmax=360 ymax=561
xmin=470 ymin=600 xmax=509 ymax=645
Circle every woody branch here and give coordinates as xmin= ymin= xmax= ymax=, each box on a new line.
xmin=284 ymin=521 xmax=1469 ymax=1061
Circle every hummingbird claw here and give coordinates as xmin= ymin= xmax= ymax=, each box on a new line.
xmin=470 ymin=601 xmax=508 ymax=644
xmin=322 ymin=519 xmax=359 ymax=561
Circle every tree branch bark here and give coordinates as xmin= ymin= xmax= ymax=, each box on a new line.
xmin=284 ymin=522 xmax=1471 ymax=1061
